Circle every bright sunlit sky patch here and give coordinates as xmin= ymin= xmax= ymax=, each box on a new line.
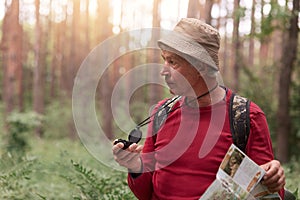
xmin=0 ymin=0 xmax=298 ymax=35
xmin=110 ymin=0 xmax=189 ymax=33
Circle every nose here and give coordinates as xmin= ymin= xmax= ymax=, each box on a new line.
xmin=160 ymin=62 xmax=171 ymax=76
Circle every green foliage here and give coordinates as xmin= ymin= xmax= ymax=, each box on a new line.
xmin=284 ymin=159 xmax=300 ymax=199
xmin=233 ymin=6 xmax=246 ymax=20
xmin=0 ymin=138 xmax=137 ymax=199
xmin=0 ymin=135 xmax=299 ymax=200
xmin=0 ymin=154 xmax=38 ymax=199
xmin=0 ymin=103 xmax=5 ymax=147
xmin=240 ymin=65 xmax=277 ymax=133
xmin=43 ymin=100 xmax=72 ymax=139
xmin=256 ymin=1 xmax=291 ymax=40
xmin=62 ymin=160 xmax=135 ymax=200
xmin=5 ymin=111 xmax=43 ymax=157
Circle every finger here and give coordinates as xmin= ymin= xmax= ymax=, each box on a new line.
xmin=267 ymin=183 xmax=284 ymax=193
xmin=263 ymin=164 xmax=280 ymax=180
xmin=128 ymin=143 xmax=138 ymax=151
xmin=112 ymin=142 xmax=125 ymax=154
xmin=135 ymin=145 xmax=143 ymax=153
xmin=128 ymin=143 xmax=143 ymax=153
xmin=260 ymin=163 xmax=271 ymax=172
xmin=263 ymin=167 xmax=284 ymax=185
xmin=263 ymin=173 xmax=279 ymax=185
xmin=265 ymin=176 xmax=286 ymax=192
xmin=115 ymin=145 xmax=141 ymax=161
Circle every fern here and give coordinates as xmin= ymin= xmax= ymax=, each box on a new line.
xmin=0 ymin=154 xmax=37 ymax=199
xmin=59 ymin=160 xmax=136 ymax=200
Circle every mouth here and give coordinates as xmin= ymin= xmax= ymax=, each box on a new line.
xmin=165 ymin=77 xmax=173 ymax=85
xmin=166 ymin=81 xmax=175 ymax=88
xmin=165 ymin=81 xmax=176 ymax=94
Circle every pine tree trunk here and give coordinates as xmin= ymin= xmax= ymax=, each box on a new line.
xmin=97 ymin=0 xmax=114 ymax=140
xmin=68 ymin=0 xmax=81 ymax=97
xmin=248 ymin=0 xmax=256 ymax=66
xmin=149 ymin=0 xmax=162 ymax=106
xmin=232 ymin=0 xmax=241 ymax=91
xmin=276 ymin=0 xmax=299 ymax=163
xmin=51 ymin=20 xmax=66 ymax=98
xmin=221 ymin=0 xmax=229 ymax=78
xmin=259 ymin=0 xmax=270 ymax=67
xmin=33 ymin=0 xmax=45 ymax=137
xmin=204 ymin=0 xmax=214 ymax=24
xmin=187 ymin=0 xmax=200 ymax=18
xmin=1 ymin=0 xmax=23 ymax=115
xmin=85 ymin=0 xmax=90 ymax=53
xmin=215 ymin=0 xmax=221 ymax=29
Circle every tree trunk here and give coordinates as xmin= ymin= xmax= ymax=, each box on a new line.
xmin=248 ymin=0 xmax=256 ymax=67
xmin=85 ymin=0 xmax=90 ymax=53
xmin=97 ymin=0 xmax=114 ymax=140
xmin=187 ymin=0 xmax=200 ymax=19
xmin=204 ymin=0 xmax=214 ymax=24
xmin=67 ymin=0 xmax=82 ymax=139
xmin=33 ymin=0 xmax=45 ymax=137
xmin=68 ymin=0 xmax=81 ymax=97
xmin=276 ymin=0 xmax=299 ymax=163
xmin=51 ymin=20 xmax=65 ymax=98
xmin=215 ymin=0 xmax=222 ymax=29
xmin=271 ymin=0 xmax=283 ymax=65
xmin=232 ymin=0 xmax=241 ymax=92
xmin=259 ymin=0 xmax=270 ymax=67
xmin=0 ymin=0 xmax=23 ymax=116
xmin=221 ymin=0 xmax=229 ymax=78
xmin=197 ymin=0 xmax=205 ymax=21
xmin=148 ymin=0 xmax=163 ymax=106
xmin=61 ymin=2 xmax=71 ymax=97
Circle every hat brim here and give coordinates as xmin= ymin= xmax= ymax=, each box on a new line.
xmin=157 ymin=32 xmax=218 ymax=70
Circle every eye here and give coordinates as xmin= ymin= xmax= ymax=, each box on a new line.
xmin=168 ymin=58 xmax=180 ymax=68
xmin=169 ymin=59 xmax=176 ymax=65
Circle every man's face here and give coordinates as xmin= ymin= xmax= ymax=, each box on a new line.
xmin=160 ymin=50 xmax=201 ymax=96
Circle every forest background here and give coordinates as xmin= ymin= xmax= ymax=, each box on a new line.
xmin=0 ymin=0 xmax=299 ymax=199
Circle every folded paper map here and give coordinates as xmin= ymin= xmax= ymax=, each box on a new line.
xmin=200 ymin=144 xmax=281 ymax=200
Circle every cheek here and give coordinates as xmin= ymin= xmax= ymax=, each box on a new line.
xmin=172 ymin=71 xmax=189 ymax=84
xmin=171 ymin=68 xmax=199 ymax=88
xmin=185 ymin=71 xmax=200 ymax=85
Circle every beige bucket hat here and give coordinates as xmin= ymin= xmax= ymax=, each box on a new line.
xmin=158 ymin=18 xmax=220 ymax=70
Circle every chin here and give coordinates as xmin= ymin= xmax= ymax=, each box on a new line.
xmin=169 ymin=89 xmax=175 ymax=95
xmin=169 ymin=89 xmax=185 ymax=96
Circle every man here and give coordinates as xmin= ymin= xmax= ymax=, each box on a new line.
xmin=112 ymin=18 xmax=285 ymax=199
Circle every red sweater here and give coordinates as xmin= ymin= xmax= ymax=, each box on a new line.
xmin=128 ymin=89 xmax=283 ymax=200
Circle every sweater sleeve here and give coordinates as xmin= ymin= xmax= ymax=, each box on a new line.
xmin=127 ymin=170 xmax=153 ymax=200
xmin=127 ymin=100 xmax=165 ymax=200
xmin=246 ymin=102 xmax=285 ymax=200
xmin=246 ymin=102 xmax=274 ymax=164
xmin=127 ymin=129 xmax=156 ymax=200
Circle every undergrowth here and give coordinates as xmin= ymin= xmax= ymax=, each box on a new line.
xmin=0 ymin=138 xmax=299 ymax=199
xmin=0 ymin=139 xmax=136 ymax=200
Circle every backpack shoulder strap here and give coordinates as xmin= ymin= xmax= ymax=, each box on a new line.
xmin=152 ymin=95 xmax=181 ymax=135
xmin=229 ymin=93 xmax=251 ymax=153
xmin=152 ymin=93 xmax=251 ymax=153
